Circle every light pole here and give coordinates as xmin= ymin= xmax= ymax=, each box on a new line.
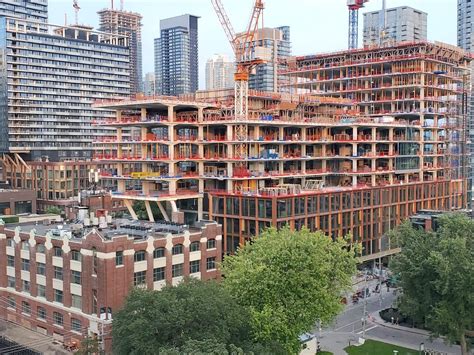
xmin=419 ymin=342 xmax=425 ymax=355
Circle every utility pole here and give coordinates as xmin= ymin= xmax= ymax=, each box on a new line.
xmin=362 ymin=273 xmax=368 ymax=338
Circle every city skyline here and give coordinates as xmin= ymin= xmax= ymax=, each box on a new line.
xmin=48 ymin=0 xmax=457 ymax=90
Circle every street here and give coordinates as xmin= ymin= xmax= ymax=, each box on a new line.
xmin=315 ymin=280 xmax=463 ymax=355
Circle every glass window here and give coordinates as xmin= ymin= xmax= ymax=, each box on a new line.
xmin=21 ymin=258 xmax=30 ymax=272
xmin=22 ymin=280 xmax=30 ymax=293
xmin=53 ymin=312 xmax=63 ymax=326
xmin=71 ymin=250 xmax=81 ymax=262
xmin=172 ymin=244 xmax=183 ymax=255
xmin=21 ymin=241 xmax=29 ymax=251
xmin=171 ymin=263 xmax=183 ymax=277
xmin=134 ymin=271 xmax=146 ymax=286
xmin=37 ymin=284 xmax=46 ymax=298
xmin=153 ymin=267 xmax=165 ymax=282
xmin=37 ymin=262 xmax=46 ymax=275
xmin=22 ymin=301 xmax=31 ymax=315
xmin=36 ymin=244 xmax=46 ymax=253
xmin=37 ymin=306 xmax=46 ymax=320
xmin=134 ymin=250 xmax=146 ymax=262
xmin=7 ymin=255 xmax=15 ymax=267
xmin=53 ymin=247 xmax=62 ymax=257
xmin=153 ymin=247 xmax=165 ymax=259
xmin=54 ymin=266 xmax=63 ymax=280
xmin=7 ymin=276 xmax=15 ymax=288
xmin=189 ymin=241 xmax=200 ymax=252
xmin=72 ymin=294 xmax=82 ymax=309
xmin=189 ymin=260 xmax=200 ymax=274
xmin=71 ymin=318 xmax=82 ymax=333
xmin=115 ymin=251 xmax=123 ymax=266
xmin=54 ymin=289 xmax=64 ymax=303
xmin=206 ymin=239 xmax=216 ymax=250
xmin=71 ymin=270 xmax=81 ymax=285
xmin=206 ymin=257 xmax=216 ymax=270
xmin=6 ymin=238 xmax=14 ymax=247
xmin=7 ymin=296 xmax=15 ymax=309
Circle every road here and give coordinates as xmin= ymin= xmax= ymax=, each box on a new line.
xmin=315 ymin=281 xmax=462 ymax=355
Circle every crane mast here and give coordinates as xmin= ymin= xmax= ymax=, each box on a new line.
xmin=347 ymin=0 xmax=369 ymax=49
xmin=211 ymin=0 xmax=265 ymax=163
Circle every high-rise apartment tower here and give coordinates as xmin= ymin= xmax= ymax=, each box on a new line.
xmin=154 ymin=14 xmax=199 ymax=96
xmin=205 ymin=54 xmax=234 ymax=90
xmin=0 ymin=0 xmax=48 ymax=23
xmin=363 ymin=6 xmax=427 ymax=46
xmin=98 ymin=7 xmax=143 ymax=94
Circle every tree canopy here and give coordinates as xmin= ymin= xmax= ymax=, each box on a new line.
xmin=390 ymin=213 xmax=474 ymax=354
xmin=112 ymin=279 xmax=268 ymax=355
xmin=221 ymin=226 xmax=358 ymax=353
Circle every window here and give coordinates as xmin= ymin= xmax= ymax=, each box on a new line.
xmin=54 ymin=266 xmax=63 ymax=280
xmin=7 ymin=255 xmax=14 ymax=267
xmin=134 ymin=271 xmax=146 ymax=286
xmin=37 ymin=306 xmax=46 ymax=320
xmin=134 ymin=250 xmax=146 ymax=262
xmin=37 ymin=284 xmax=46 ymax=298
xmin=53 ymin=246 xmax=62 ymax=257
xmin=172 ymin=244 xmax=183 ymax=255
xmin=92 ymin=247 xmax=98 ymax=275
xmin=71 ymin=318 xmax=82 ymax=333
xmin=36 ymin=243 xmax=46 ymax=253
xmin=7 ymin=296 xmax=15 ymax=309
xmin=36 ymin=262 xmax=46 ymax=276
xmin=53 ymin=312 xmax=63 ymax=326
xmin=189 ymin=241 xmax=200 ymax=252
xmin=6 ymin=238 xmax=14 ymax=247
xmin=71 ymin=250 xmax=81 ymax=262
xmin=71 ymin=270 xmax=81 ymax=285
xmin=115 ymin=251 xmax=123 ymax=266
xmin=72 ymin=294 xmax=82 ymax=309
xmin=153 ymin=267 xmax=165 ymax=281
xmin=7 ymin=276 xmax=15 ymax=288
xmin=22 ymin=301 xmax=31 ymax=315
xmin=21 ymin=258 xmax=30 ymax=272
xmin=54 ymin=289 xmax=64 ymax=303
xmin=21 ymin=241 xmax=29 ymax=251
xmin=153 ymin=247 xmax=165 ymax=259
xmin=206 ymin=257 xmax=216 ymax=270
xmin=189 ymin=260 xmax=200 ymax=274
xmin=172 ymin=263 xmax=184 ymax=277
xmin=22 ymin=280 xmax=30 ymax=293
xmin=206 ymin=239 xmax=216 ymax=250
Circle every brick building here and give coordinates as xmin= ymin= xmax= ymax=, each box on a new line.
xmin=0 ymin=218 xmax=222 ymax=351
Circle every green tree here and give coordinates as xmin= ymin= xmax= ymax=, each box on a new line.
xmin=76 ymin=335 xmax=101 ymax=355
xmin=112 ymin=279 xmax=262 ymax=355
xmin=222 ymin=226 xmax=358 ymax=353
xmin=391 ymin=213 xmax=474 ymax=354
xmin=45 ymin=206 xmax=62 ymax=215
xmin=132 ymin=200 xmax=162 ymax=220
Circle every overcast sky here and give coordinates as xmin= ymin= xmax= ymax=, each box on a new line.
xmin=48 ymin=0 xmax=457 ymax=89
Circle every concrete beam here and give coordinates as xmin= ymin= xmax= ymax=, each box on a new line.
xmin=157 ymin=202 xmax=170 ymax=221
xmin=144 ymin=201 xmax=155 ymax=222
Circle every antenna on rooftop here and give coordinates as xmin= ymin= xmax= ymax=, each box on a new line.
xmin=73 ymin=0 xmax=80 ymax=24
xmin=120 ymin=0 xmax=124 ymax=11
xmin=111 ymin=0 xmax=114 ymax=10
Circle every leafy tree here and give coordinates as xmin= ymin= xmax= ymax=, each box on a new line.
xmin=112 ymin=279 xmax=264 ymax=355
xmin=45 ymin=206 xmax=62 ymax=215
xmin=76 ymin=335 xmax=101 ymax=355
xmin=391 ymin=213 xmax=474 ymax=355
xmin=132 ymin=200 xmax=162 ymax=220
xmin=222 ymin=226 xmax=358 ymax=353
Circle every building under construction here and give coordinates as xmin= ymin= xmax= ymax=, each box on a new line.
xmin=98 ymin=3 xmax=143 ymax=93
xmin=93 ymin=41 xmax=470 ymax=260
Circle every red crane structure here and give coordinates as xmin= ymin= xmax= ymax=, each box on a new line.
xmin=211 ymin=0 xmax=267 ymax=161
xmin=347 ymin=0 xmax=369 ymax=49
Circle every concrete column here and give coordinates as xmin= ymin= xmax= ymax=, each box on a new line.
xmin=227 ymin=125 xmax=233 ymax=141
xmin=352 ymin=127 xmax=358 ymax=141
xmin=141 ymin=108 xmax=147 ymax=120
xmin=197 ymin=197 xmax=204 ymax=221
xmin=124 ymin=200 xmax=138 ymax=220
xmin=145 ymin=201 xmax=155 ymax=222
xmin=198 ymin=107 xmax=204 ymax=123
xmin=168 ymin=105 xmax=175 ymax=122
xmin=198 ymin=126 xmax=204 ymax=141
xmin=117 ymin=110 xmax=122 ymax=122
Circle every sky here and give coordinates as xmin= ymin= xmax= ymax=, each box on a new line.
xmin=48 ymin=0 xmax=457 ymax=89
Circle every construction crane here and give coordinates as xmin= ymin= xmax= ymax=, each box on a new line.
xmin=347 ymin=0 xmax=369 ymax=49
xmin=73 ymin=0 xmax=80 ymax=24
xmin=211 ymin=0 xmax=266 ymax=163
